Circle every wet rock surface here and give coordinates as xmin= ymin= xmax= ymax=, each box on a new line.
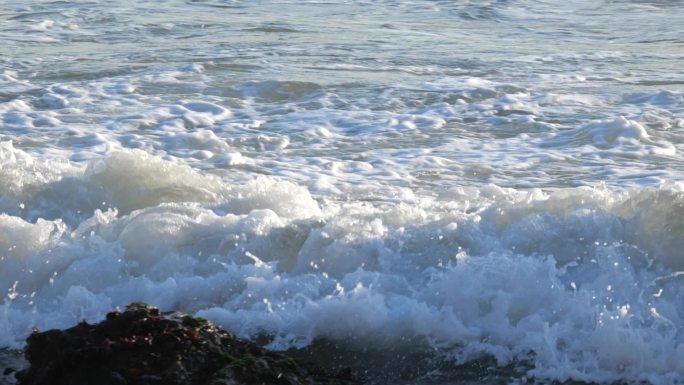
xmin=9 ymin=303 xmax=360 ymax=385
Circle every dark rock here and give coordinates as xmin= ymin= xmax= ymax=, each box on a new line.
xmin=14 ymin=302 xmax=361 ymax=385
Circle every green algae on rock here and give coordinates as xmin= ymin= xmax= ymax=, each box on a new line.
xmin=12 ymin=303 xmax=360 ymax=385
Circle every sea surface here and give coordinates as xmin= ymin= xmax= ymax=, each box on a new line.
xmin=1 ymin=0 xmax=684 ymax=384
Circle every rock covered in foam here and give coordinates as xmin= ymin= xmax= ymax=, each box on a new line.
xmin=11 ymin=302 xmax=359 ymax=385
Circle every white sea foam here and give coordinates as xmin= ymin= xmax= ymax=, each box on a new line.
xmin=2 ymin=0 xmax=684 ymax=383
xmin=0 ymin=148 xmax=684 ymax=383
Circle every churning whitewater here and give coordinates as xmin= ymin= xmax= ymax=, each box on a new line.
xmin=2 ymin=0 xmax=684 ymax=383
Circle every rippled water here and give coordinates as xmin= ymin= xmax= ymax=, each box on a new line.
xmin=2 ymin=1 xmax=684 ymax=384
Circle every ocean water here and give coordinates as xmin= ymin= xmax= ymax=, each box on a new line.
xmin=1 ymin=0 xmax=684 ymax=383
